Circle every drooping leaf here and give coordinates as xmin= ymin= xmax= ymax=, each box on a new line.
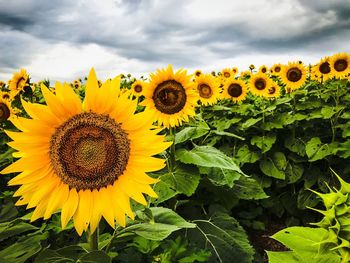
xmin=175 ymin=122 xmax=210 ymax=145
xmin=251 ymin=134 xmax=276 ymax=153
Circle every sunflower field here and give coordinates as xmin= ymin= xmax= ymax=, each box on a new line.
xmin=0 ymin=53 xmax=350 ymax=263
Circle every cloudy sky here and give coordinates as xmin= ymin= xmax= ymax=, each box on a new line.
xmin=0 ymin=0 xmax=350 ymax=82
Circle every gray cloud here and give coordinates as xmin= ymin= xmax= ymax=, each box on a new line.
xmin=0 ymin=0 xmax=350 ymax=80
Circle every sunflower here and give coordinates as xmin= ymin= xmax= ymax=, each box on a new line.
xmin=194 ymin=74 xmax=220 ymax=106
xmin=311 ymin=56 xmax=332 ymax=82
xmin=221 ymin=68 xmax=232 ymax=78
xmin=265 ymin=81 xmax=281 ymax=99
xmin=8 ymin=69 xmax=29 ymax=95
xmin=232 ymin=67 xmax=238 ymax=75
xmin=249 ymin=73 xmax=271 ymax=97
xmin=240 ymin=71 xmax=251 ymax=78
xmin=270 ymin=63 xmax=282 ymax=75
xmin=0 ymin=90 xmax=15 ymax=101
xmin=211 ymin=71 xmax=216 ymax=77
xmin=0 ymin=80 xmax=5 ymax=89
xmin=259 ymin=65 xmax=268 ymax=74
xmin=0 ymin=97 xmax=17 ymax=122
xmin=141 ymin=65 xmax=197 ymax=128
xmin=73 ymin=80 xmax=81 ymax=89
xmin=249 ymin=64 xmax=255 ymax=71
xmin=131 ymin=80 xmax=146 ymax=97
xmin=329 ymin=53 xmax=350 ymax=79
xmin=280 ymin=62 xmax=307 ymax=92
xmin=1 ymin=69 xmax=171 ymax=236
xmin=222 ymin=78 xmax=248 ymax=103
xmin=194 ymin=70 xmax=203 ymax=78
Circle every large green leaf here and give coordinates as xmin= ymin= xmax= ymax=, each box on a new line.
xmin=233 ymin=145 xmax=261 ymax=165
xmin=0 ymin=232 xmax=47 ymax=263
xmin=119 ymin=207 xmax=195 ymax=241
xmin=231 ymin=176 xmax=268 ymax=200
xmin=251 ymin=134 xmax=276 ymax=153
xmin=0 ymin=219 xmax=38 ymax=242
xmin=176 ymin=146 xmax=243 ymax=174
xmin=175 ymin=122 xmax=210 ymax=145
xmin=200 ymin=167 xmax=241 ymax=188
xmin=189 ymin=213 xmax=254 ymax=263
xmin=158 ymin=166 xmax=200 ymax=197
xmin=259 ymin=153 xmax=286 ymax=180
xmin=268 ymin=227 xmax=341 ymax=263
xmin=305 ymin=137 xmax=338 ymax=161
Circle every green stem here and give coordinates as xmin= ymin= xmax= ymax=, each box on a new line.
xmin=169 ymin=127 xmax=176 ymax=172
xmin=88 ymin=228 xmax=99 ymax=251
xmin=291 ymin=93 xmax=296 ymax=140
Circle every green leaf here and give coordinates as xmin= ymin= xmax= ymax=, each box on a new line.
xmin=233 ymin=145 xmax=261 ymax=165
xmin=211 ymin=130 xmax=245 ymax=140
xmin=34 ymin=249 xmax=75 ymax=263
xmin=210 ymin=117 xmax=241 ymax=131
xmin=240 ymin=117 xmax=262 ymax=129
xmin=189 ymin=213 xmax=254 ymax=263
xmin=251 ymin=134 xmax=276 ymax=153
xmin=153 ymin=181 xmax=177 ymax=204
xmin=0 ymin=232 xmax=47 ymax=263
xmin=120 ymin=208 xmax=195 ymax=241
xmin=200 ymin=167 xmax=241 ymax=188
xmin=159 ymin=166 xmax=201 ymax=197
xmin=285 ymin=162 xmax=304 ymax=184
xmin=305 ymin=137 xmax=338 ymax=161
xmin=268 ymin=227 xmax=341 ymax=263
xmin=297 ymin=189 xmax=319 ymax=209
xmin=150 ymin=207 xmax=196 ymax=229
xmin=175 ymin=122 xmax=210 ymax=145
xmin=260 ymin=157 xmax=285 ymax=180
xmin=231 ymin=176 xmax=268 ymax=200
xmin=0 ymin=219 xmax=38 ymax=242
xmin=284 ymin=136 xmax=306 ymax=157
xmin=176 ymin=146 xmax=243 ymax=174
xmin=78 ymin=251 xmax=111 ymax=263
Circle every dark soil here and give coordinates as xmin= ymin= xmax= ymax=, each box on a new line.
xmin=249 ymin=222 xmax=289 ymax=262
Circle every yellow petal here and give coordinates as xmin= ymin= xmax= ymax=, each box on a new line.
xmin=100 ymin=186 xmax=115 ymax=228
xmin=61 ymin=189 xmax=79 ymax=229
xmin=73 ymin=190 xmax=93 ymax=236
xmin=127 ymin=156 xmax=166 ymax=172
xmin=8 ymin=165 xmax=52 ymax=186
xmin=31 ymin=198 xmax=49 ymax=222
xmin=83 ymin=68 xmax=99 ymax=112
xmin=44 ymin=183 xmax=69 ymax=219
xmin=89 ymin=189 xmax=102 ymax=234
xmin=117 ymin=174 xmax=147 ymax=205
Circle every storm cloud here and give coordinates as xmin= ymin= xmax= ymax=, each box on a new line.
xmin=0 ymin=0 xmax=349 ymax=81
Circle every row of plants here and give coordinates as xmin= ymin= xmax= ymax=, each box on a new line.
xmin=0 ymin=52 xmax=349 ymax=262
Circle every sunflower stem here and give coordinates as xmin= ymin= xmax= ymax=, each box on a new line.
xmin=169 ymin=127 xmax=176 ymax=172
xmin=88 ymin=228 xmax=99 ymax=251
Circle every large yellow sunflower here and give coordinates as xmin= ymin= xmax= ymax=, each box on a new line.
xmin=249 ymin=73 xmax=271 ymax=97
xmin=8 ymin=69 xmax=29 ymax=95
xmin=194 ymin=74 xmax=220 ymax=106
xmin=1 ymin=69 xmax=171 ymax=236
xmin=329 ymin=53 xmax=350 ymax=79
xmin=131 ymin=80 xmax=146 ymax=97
xmin=222 ymin=78 xmax=248 ymax=103
xmin=311 ymin=56 xmax=332 ymax=82
xmin=141 ymin=65 xmax=198 ymax=128
xmin=280 ymin=62 xmax=307 ymax=92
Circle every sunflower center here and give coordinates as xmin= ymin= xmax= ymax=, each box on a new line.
xmin=198 ymin=84 xmax=212 ymax=99
xmin=228 ymin=83 xmax=243 ymax=97
xmin=268 ymin=86 xmax=276 ymax=94
xmin=254 ymin=79 xmax=266 ymax=90
xmin=261 ymin=68 xmax=267 ymax=73
xmin=152 ymin=80 xmax=187 ymax=114
xmin=318 ymin=62 xmax=330 ymax=74
xmin=334 ymin=59 xmax=348 ymax=72
xmin=134 ymin=85 xmax=142 ymax=93
xmin=223 ymin=72 xmax=231 ymax=78
xmin=0 ymin=103 xmax=10 ymax=122
xmin=287 ymin=68 xmax=302 ymax=82
xmin=50 ymin=112 xmax=130 ymax=191
xmin=275 ymin=66 xmax=281 ymax=73
xmin=2 ymin=93 xmax=10 ymax=100
xmin=195 ymin=71 xmax=201 ymax=77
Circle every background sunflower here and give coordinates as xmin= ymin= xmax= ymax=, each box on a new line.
xmin=280 ymin=62 xmax=307 ymax=92
xmin=141 ymin=65 xmax=198 ymax=128
xmin=222 ymin=78 xmax=248 ymax=103
xmin=249 ymin=73 xmax=271 ymax=97
xmin=194 ymin=74 xmax=220 ymax=106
